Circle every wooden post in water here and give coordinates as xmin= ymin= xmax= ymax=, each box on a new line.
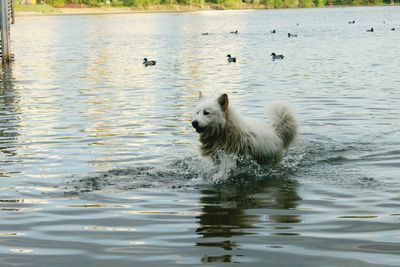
xmin=1 ymin=0 xmax=11 ymax=63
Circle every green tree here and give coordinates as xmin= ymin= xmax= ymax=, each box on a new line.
xmin=274 ymin=0 xmax=284 ymax=7
xmin=222 ymin=0 xmax=242 ymax=8
xmin=314 ymin=0 xmax=325 ymax=6
xmin=283 ymin=0 xmax=298 ymax=7
xmin=299 ymin=0 xmax=314 ymax=6
xmin=263 ymin=0 xmax=275 ymax=8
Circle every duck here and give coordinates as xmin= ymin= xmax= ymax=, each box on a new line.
xmin=271 ymin=29 xmax=276 ymax=34
xmin=391 ymin=27 xmax=395 ymax=31
xmin=143 ymin=58 xmax=156 ymax=66
xmin=271 ymin=53 xmax=284 ymax=60
xmin=202 ymin=32 xmax=209 ymax=35
xmin=348 ymin=20 xmax=355 ymax=24
xmin=230 ymin=30 xmax=238 ymax=34
xmin=366 ymin=27 xmax=374 ymax=32
xmin=227 ymin=54 xmax=236 ymax=63
xmin=288 ymin=33 xmax=298 ymax=37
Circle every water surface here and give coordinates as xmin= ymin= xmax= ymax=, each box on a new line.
xmin=1 ymin=6 xmax=400 ymax=266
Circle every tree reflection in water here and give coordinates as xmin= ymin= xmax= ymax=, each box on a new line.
xmin=0 ymin=64 xmax=19 ymax=178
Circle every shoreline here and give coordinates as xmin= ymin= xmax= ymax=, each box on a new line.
xmin=15 ymin=3 xmax=399 ymax=17
xmin=15 ymin=3 xmax=235 ymax=16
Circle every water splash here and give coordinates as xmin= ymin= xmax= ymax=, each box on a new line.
xmin=67 ymin=147 xmax=306 ymax=194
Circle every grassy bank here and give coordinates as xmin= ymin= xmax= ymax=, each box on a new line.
xmin=14 ymin=2 xmax=399 ymax=16
xmin=15 ymin=3 xmax=264 ymax=15
xmin=15 ymin=4 xmax=61 ymax=14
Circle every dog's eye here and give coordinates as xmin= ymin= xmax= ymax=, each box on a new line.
xmin=203 ymin=111 xmax=210 ymax=116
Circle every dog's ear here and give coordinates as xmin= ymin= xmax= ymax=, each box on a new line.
xmin=218 ymin=94 xmax=229 ymax=111
xmin=198 ymin=91 xmax=204 ymax=100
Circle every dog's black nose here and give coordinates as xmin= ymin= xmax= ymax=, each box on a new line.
xmin=191 ymin=120 xmax=199 ymax=129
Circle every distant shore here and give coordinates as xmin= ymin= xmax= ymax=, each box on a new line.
xmin=15 ymin=3 xmax=399 ymax=16
xmin=15 ymin=3 xmax=255 ymax=16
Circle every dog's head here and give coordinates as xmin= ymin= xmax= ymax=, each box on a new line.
xmin=192 ymin=92 xmax=229 ymax=135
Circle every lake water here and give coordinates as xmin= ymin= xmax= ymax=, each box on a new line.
xmin=1 ymin=6 xmax=400 ymax=266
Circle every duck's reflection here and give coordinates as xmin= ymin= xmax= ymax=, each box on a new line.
xmin=196 ymin=175 xmax=301 ymax=263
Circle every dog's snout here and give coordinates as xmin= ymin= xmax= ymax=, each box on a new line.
xmin=191 ymin=120 xmax=199 ymax=129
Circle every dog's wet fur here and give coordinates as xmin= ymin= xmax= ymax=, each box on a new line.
xmin=192 ymin=92 xmax=298 ymax=165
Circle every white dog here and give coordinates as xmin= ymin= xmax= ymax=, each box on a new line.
xmin=191 ymin=92 xmax=298 ymax=165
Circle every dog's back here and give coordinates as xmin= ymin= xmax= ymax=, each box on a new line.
xmin=229 ymin=103 xmax=298 ymax=165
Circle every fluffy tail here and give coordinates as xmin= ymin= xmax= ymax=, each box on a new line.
xmin=268 ymin=102 xmax=299 ymax=149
